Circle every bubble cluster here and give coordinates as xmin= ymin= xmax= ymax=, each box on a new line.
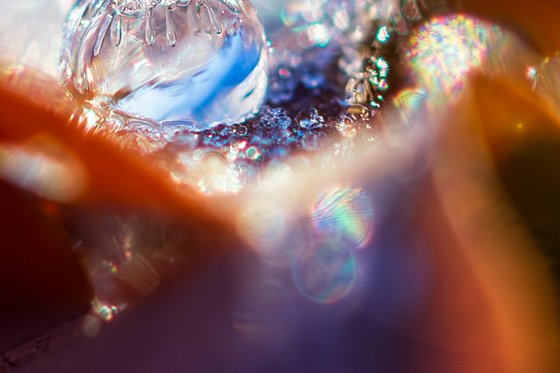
xmin=340 ymin=0 xmax=427 ymax=116
xmin=153 ymin=102 xmax=352 ymax=193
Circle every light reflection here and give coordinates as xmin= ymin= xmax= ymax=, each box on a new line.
xmin=0 ymin=0 xmax=70 ymax=76
xmin=406 ymin=14 xmax=504 ymax=98
xmin=280 ymin=0 xmax=328 ymax=28
xmin=391 ymin=88 xmax=427 ymax=124
xmin=93 ymin=299 xmax=120 ymax=322
xmin=311 ymin=187 xmax=374 ymax=250
xmin=376 ymin=25 xmax=391 ymax=43
xmin=236 ymin=180 xmax=375 ymax=304
xmin=0 ymin=141 xmax=87 ymax=202
xmin=113 ymin=253 xmax=160 ymax=297
xmin=534 ymin=55 xmax=560 ymax=111
xmin=237 ymin=200 xmax=288 ymax=257
xmin=172 ymin=150 xmax=242 ymax=195
xmin=292 ymin=186 xmax=374 ymax=303
xmin=274 ymin=0 xmax=354 ymax=51
xmin=293 ymin=240 xmax=358 ymax=304
xmin=306 ymin=23 xmax=331 ymax=47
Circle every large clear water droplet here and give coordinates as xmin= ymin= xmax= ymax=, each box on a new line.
xmin=61 ymin=0 xmax=269 ymax=130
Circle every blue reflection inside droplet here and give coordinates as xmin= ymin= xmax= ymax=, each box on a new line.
xmin=117 ymin=28 xmax=266 ymax=128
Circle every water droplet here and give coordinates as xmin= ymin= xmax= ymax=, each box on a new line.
xmin=261 ymin=107 xmax=291 ymax=128
xmin=61 ymin=0 xmax=269 ymax=130
xmin=296 ymin=107 xmax=324 ymax=129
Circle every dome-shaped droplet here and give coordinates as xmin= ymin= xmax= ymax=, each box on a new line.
xmin=61 ymin=0 xmax=269 ymax=130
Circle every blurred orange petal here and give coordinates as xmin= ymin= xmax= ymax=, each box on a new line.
xmin=449 ymin=0 xmax=560 ymax=55
xmin=0 ymin=71 xmax=231 ymax=233
xmin=433 ymin=73 xmax=560 ymax=372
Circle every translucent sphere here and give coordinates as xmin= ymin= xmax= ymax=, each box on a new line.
xmin=61 ymin=0 xmax=269 ymax=130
